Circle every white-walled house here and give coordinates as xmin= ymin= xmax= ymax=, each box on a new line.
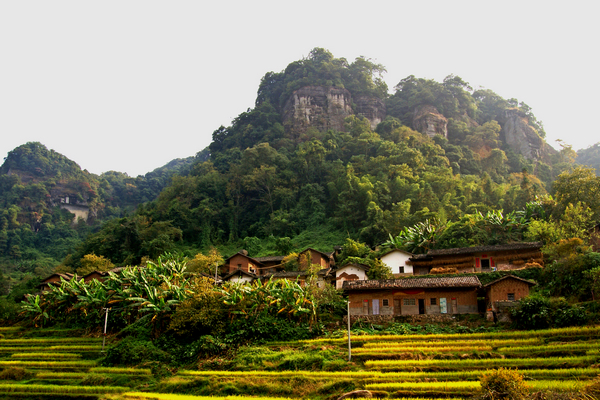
xmin=335 ymin=263 xmax=370 ymax=289
xmin=380 ymin=249 xmax=413 ymax=275
xmin=222 ymin=269 xmax=257 ymax=284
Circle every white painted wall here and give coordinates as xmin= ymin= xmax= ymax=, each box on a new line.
xmin=335 ymin=265 xmax=368 ymax=289
xmin=380 ymin=250 xmax=413 ymax=274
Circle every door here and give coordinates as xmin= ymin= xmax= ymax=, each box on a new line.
xmin=440 ymin=298 xmax=447 ymax=314
xmin=451 ymin=298 xmax=458 ymax=314
xmin=394 ymin=299 xmax=401 ymax=315
xmin=372 ymin=299 xmax=380 ymax=315
xmin=418 ymin=299 xmax=425 ymax=314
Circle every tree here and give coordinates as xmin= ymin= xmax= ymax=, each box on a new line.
xmin=76 ymin=253 xmax=114 ymax=276
xmin=186 ymin=248 xmax=223 ymax=276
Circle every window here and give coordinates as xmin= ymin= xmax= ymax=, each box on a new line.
xmin=507 ymin=293 xmax=515 ymax=301
xmin=249 ymin=266 xmax=256 ymax=273
xmin=430 ymin=298 xmax=437 ymax=305
xmin=237 ymin=264 xmax=242 ymax=269
xmin=403 ymin=298 xmax=416 ymax=306
xmin=382 ymin=299 xmax=389 ymax=307
xmin=399 ymin=266 xmax=405 ymax=273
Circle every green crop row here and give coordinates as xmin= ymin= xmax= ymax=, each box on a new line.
xmin=122 ymin=392 xmax=298 ymax=400
xmin=304 ymin=326 xmax=600 ymax=345
xmin=178 ymin=367 xmax=600 ymax=382
xmin=0 ymin=384 xmax=127 ymax=394
xmin=35 ymin=371 xmax=87 ymax=379
xmin=365 ymin=380 xmax=586 ymax=393
xmin=351 ymin=345 xmax=493 ymax=354
xmin=0 ymin=345 xmax=102 ymax=353
xmin=0 ymin=338 xmax=102 ymax=345
xmin=498 ymin=342 xmax=600 ymax=353
xmin=11 ymin=352 xmax=82 ymax=360
xmin=365 ymin=355 xmax=598 ymax=371
xmin=0 ymin=360 xmax=96 ymax=369
xmin=361 ymin=338 xmax=542 ymax=349
xmin=90 ymin=367 xmax=152 ymax=375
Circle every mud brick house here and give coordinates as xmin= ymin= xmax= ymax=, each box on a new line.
xmin=261 ymin=268 xmax=334 ymax=288
xmin=408 ymin=242 xmax=543 ymax=275
xmin=335 ymin=262 xmax=370 ymax=289
xmin=343 ymin=276 xmax=481 ymax=316
xmin=484 ymin=275 xmax=536 ymax=312
xmin=39 ymin=273 xmax=74 ymax=292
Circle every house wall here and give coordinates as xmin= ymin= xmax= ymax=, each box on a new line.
xmin=228 ymin=254 xmax=258 ymax=274
xmin=228 ymin=274 xmax=254 ymax=284
xmin=381 ymin=251 xmax=413 ymax=275
xmin=335 ymin=266 xmax=368 ymax=289
xmin=348 ymin=288 xmax=478 ymax=316
xmin=308 ymin=250 xmax=329 ymax=268
xmin=486 ymin=279 xmax=532 ymax=310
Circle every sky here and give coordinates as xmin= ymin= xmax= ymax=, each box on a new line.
xmin=1 ymin=1 xmax=598 ymax=177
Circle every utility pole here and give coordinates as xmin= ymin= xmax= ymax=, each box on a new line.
xmin=347 ymin=301 xmax=351 ymax=361
xmin=102 ymin=307 xmax=109 ymax=352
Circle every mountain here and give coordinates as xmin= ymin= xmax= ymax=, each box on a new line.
xmin=0 ymin=142 xmax=197 ymax=279
xmin=57 ymin=48 xmax=580 ymax=272
xmin=576 ymin=142 xmax=600 ymax=174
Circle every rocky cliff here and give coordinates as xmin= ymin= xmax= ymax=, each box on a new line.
xmin=500 ymin=109 xmax=545 ymax=160
xmin=412 ymin=105 xmax=448 ymax=138
xmin=282 ymin=86 xmax=386 ymax=137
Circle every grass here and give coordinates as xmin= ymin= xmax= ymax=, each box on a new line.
xmin=0 ymin=360 xmax=97 ymax=369
xmin=365 ymin=355 xmax=598 ymax=371
xmin=0 ymin=383 xmax=128 ymax=394
xmin=10 ymin=352 xmax=82 ymax=360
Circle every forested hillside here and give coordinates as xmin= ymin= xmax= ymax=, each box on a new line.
xmin=0 ymin=142 xmax=198 ymax=286
xmin=1 ymin=48 xmax=597 ymax=286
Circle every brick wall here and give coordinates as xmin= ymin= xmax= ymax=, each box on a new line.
xmin=486 ymin=278 xmax=532 ymax=310
xmin=348 ymin=288 xmax=478 ymax=316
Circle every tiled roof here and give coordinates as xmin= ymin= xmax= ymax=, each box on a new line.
xmin=483 ymin=275 xmax=537 ymax=288
xmin=412 ymin=242 xmax=542 ymax=259
xmin=254 ymin=256 xmax=285 ymax=263
xmin=343 ymin=276 xmax=481 ymax=290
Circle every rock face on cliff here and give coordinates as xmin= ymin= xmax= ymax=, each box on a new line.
xmin=500 ymin=109 xmax=544 ymax=160
xmin=355 ymin=96 xmax=386 ymax=130
xmin=412 ymin=105 xmax=448 ymax=138
xmin=282 ymin=86 xmax=386 ymax=137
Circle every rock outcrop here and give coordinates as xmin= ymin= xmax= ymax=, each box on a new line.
xmin=355 ymin=96 xmax=386 ymax=130
xmin=412 ymin=105 xmax=448 ymax=138
xmin=500 ymin=109 xmax=544 ymax=160
xmin=282 ymin=86 xmax=386 ymax=137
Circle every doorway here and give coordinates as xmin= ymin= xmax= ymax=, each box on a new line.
xmin=418 ymin=299 xmax=425 ymax=314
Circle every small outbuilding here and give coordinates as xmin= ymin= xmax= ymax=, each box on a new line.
xmin=484 ymin=275 xmax=536 ymax=312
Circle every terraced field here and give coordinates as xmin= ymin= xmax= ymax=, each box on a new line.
xmin=1 ymin=325 xmax=599 ymax=399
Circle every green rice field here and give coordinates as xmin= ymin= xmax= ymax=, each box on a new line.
xmin=1 ymin=325 xmax=599 ymax=399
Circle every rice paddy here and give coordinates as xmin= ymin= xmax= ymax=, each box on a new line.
xmin=1 ymin=325 xmax=599 ymax=399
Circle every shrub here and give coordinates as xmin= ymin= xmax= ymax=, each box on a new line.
xmin=102 ymin=336 xmax=169 ymax=366
xmin=0 ymin=367 xmax=32 ymax=380
xmin=510 ymin=295 xmax=588 ymax=330
xmin=479 ymin=368 xmax=530 ymax=400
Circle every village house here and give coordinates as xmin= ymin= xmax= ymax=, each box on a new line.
xmin=408 ymin=242 xmax=543 ymax=275
xmin=343 ymin=276 xmax=481 ymax=316
xmin=39 ymin=273 xmax=74 ymax=292
xmin=379 ymin=249 xmax=413 ymax=276
xmin=335 ymin=262 xmax=370 ymax=289
xmin=220 ymin=248 xmax=336 ymax=283
xmin=484 ymin=275 xmax=536 ymax=312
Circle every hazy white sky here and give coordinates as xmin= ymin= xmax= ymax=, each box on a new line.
xmin=1 ymin=1 xmax=598 ymax=177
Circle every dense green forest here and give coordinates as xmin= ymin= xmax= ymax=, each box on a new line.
xmin=2 ymin=48 xmax=600 ymax=298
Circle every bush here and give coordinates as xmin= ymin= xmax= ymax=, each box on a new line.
xmin=102 ymin=336 xmax=169 ymax=366
xmin=0 ymin=367 xmax=32 ymax=380
xmin=479 ymin=368 xmax=530 ymax=400
xmin=510 ymin=295 xmax=588 ymax=330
